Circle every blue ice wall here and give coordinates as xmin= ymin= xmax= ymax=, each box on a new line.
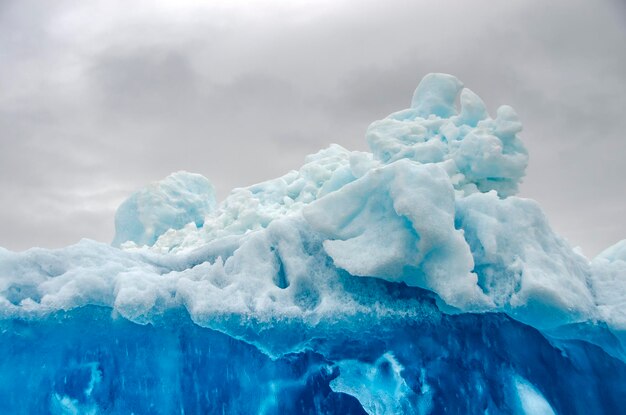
xmin=1 ymin=302 xmax=625 ymax=414
xmin=0 ymin=307 xmax=366 ymax=414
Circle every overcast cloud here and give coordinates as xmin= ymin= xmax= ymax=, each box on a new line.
xmin=0 ymin=0 xmax=624 ymax=256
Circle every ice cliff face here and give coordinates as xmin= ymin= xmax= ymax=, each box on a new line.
xmin=1 ymin=73 xmax=625 ymax=414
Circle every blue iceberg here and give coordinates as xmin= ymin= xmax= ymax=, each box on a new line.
xmin=1 ymin=73 xmax=625 ymax=414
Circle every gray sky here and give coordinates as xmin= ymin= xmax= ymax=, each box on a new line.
xmin=1 ymin=0 xmax=624 ymax=257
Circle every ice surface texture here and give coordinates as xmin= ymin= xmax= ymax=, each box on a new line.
xmin=1 ymin=73 xmax=625 ymax=414
xmin=112 ymin=171 xmax=216 ymax=247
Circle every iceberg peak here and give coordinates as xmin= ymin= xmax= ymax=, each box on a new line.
xmin=411 ymin=73 xmax=464 ymax=118
xmin=369 ymin=73 xmax=528 ymax=197
xmin=113 ymin=171 xmax=216 ymax=248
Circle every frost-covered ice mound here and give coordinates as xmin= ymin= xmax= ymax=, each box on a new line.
xmin=1 ymin=73 xmax=625 ymax=414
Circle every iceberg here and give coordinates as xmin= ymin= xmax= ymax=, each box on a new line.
xmin=1 ymin=73 xmax=625 ymax=414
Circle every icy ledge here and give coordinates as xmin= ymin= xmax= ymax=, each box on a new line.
xmin=1 ymin=74 xmax=625 ymax=356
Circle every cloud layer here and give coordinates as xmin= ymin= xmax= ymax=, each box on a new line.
xmin=1 ymin=0 xmax=624 ymax=256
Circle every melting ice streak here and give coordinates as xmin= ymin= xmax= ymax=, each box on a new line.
xmin=1 ymin=74 xmax=625 ymax=414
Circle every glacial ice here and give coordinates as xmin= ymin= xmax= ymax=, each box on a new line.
xmin=112 ymin=171 xmax=216 ymax=248
xmin=1 ymin=73 xmax=625 ymax=414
